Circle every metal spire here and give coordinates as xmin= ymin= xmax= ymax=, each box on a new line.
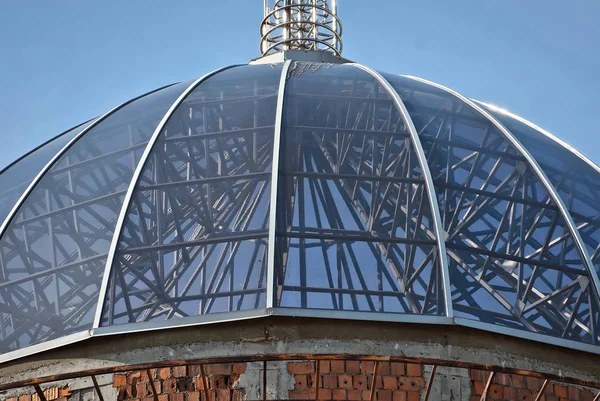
xmin=260 ymin=0 xmax=342 ymax=57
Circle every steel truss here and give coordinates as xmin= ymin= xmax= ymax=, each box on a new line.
xmin=0 ymin=61 xmax=599 ymax=362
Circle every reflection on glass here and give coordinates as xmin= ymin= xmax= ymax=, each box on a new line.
xmin=0 ymin=120 xmax=96 ymax=227
xmin=101 ymin=65 xmax=282 ymax=325
xmin=384 ymin=73 xmax=598 ymax=344
xmin=275 ymin=63 xmax=445 ymax=315
xmin=0 ymin=83 xmax=187 ymax=353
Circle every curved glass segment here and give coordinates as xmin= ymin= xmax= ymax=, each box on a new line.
xmin=100 ymin=65 xmax=282 ymax=326
xmin=274 ymin=63 xmax=445 ymax=315
xmin=383 ymin=74 xmax=599 ymax=344
xmin=0 ymin=120 xmax=96 ymax=227
xmin=0 ymin=83 xmax=187 ymax=353
xmin=483 ymin=108 xmax=600 ymax=340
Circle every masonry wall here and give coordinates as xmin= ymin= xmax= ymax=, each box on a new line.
xmin=4 ymin=361 xmax=599 ymax=401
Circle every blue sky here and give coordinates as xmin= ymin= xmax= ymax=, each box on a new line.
xmin=1 ymin=0 xmax=599 ymax=169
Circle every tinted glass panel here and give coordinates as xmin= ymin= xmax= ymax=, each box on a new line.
xmin=0 ymin=120 xmax=96 ymax=227
xmin=101 ymin=65 xmax=281 ymax=325
xmin=384 ymin=73 xmax=598 ymax=344
xmin=275 ymin=63 xmax=445 ymax=315
xmin=0 ymin=83 xmax=187 ymax=352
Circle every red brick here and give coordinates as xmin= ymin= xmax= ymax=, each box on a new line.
xmin=158 ymin=395 xmax=169 ymax=401
xmin=348 ymin=389 xmax=362 ymax=400
xmin=339 ymin=374 xmax=353 ymax=388
xmin=188 ymin=392 xmax=201 ymax=401
xmin=488 ymin=384 xmax=502 ymax=399
xmin=142 ymin=397 xmax=155 ymax=401
xmin=527 ymin=377 xmax=541 ymax=391
xmin=177 ymin=377 xmax=193 ymax=392
xmin=289 ymin=389 xmax=314 ymax=399
xmin=383 ymin=376 xmax=398 ymax=390
xmin=231 ymin=390 xmax=244 ymax=401
xmin=216 ymin=389 xmax=230 ymax=401
xmin=407 ymin=392 xmax=419 ymax=401
xmin=163 ymin=378 xmax=177 ymax=393
xmin=469 ymin=369 xmax=485 ymax=381
xmin=128 ymin=371 xmax=142 ymax=384
xmin=554 ymin=385 xmax=567 ymax=398
xmin=473 ymin=381 xmax=484 ymax=396
xmin=406 ymin=364 xmax=421 ymax=377
xmin=173 ymin=365 xmax=187 ymax=378
xmin=353 ymin=375 xmax=368 ymax=389
xmin=392 ymin=391 xmax=407 ymax=401
xmin=188 ymin=365 xmax=203 ymax=377
xmin=512 ymin=375 xmax=525 ymax=388
xmin=317 ymin=389 xmax=332 ymax=400
xmin=503 ymin=386 xmax=517 ymax=399
xmin=398 ymin=377 xmax=425 ymax=391
xmin=544 ymin=396 xmax=558 ymax=401
xmin=470 ymin=397 xmax=480 ymax=401
xmin=158 ymin=368 xmax=171 ymax=379
xmin=582 ymin=390 xmax=596 ymax=401
xmin=391 ymin=363 xmax=405 ymax=376
xmin=114 ymin=374 xmax=127 ymax=387
xmin=361 ymin=361 xmax=375 ymax=374
xmin=205 ymin=364 xmax=232 ymax=375
xmin=333 ymin=389 xmax=347 ymax=400
xmin=194 ymin=377 xmax=206 ymax=390
xmin=232 ymin=363 xmax=246 ymax=375
xmin=170 ymin=394 xmax=184 ymax=401
xmin=567 ymin=386 xmax=580 ymax=399
xmin=517 ymin=389 xmax=532 ymax=401
xmin=6 ymin=398 xmax=17 ymax=401
xmin=346 ymin=361 xmax=360 ymax=374
xmin=295 ymin=375 xmax=308 ymax=389
xmin=17 ymin=396 xmax=31 ymax=401
xmin=494 ymin=373 xmax=510 ymax=386
xmin=136 ymin=382 xmax=151 ymax=398
xmin=362 ymin=390 xmax=371 ymax=400
xmin=118 ymin=385 xmax=133 ymax=400
xmin=331 ymin=360 xmax=345 ymax=373
xmin=323 ymin=374 xmax=338 ymax=388
xmin=378 ymin=389 xmax=392 ymax=401
xmin=374 ymin=376 xmax=383 ymax=389
xmin=378 ymin=363 xmax=390 ymax=375
xmin=319 ymin=361 xmax=331 ymax=374
xmin=289 ymin=361 xmax=315 ymax=374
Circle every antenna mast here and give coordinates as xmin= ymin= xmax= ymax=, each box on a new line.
xmin=260 ymin=0 xmax=343 ymax=57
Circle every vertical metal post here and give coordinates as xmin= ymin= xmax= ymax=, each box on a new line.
xmin=200 ymin=364 xmax=210 ymax=401
xmin=33 ymin=384 xmax=47 ymax=401
xmin=480 ymin=372 xmax=495 ymax=401
xmin=314 ymin=360 xmax=320 ymax=400
xmin=423 ymin=365 xmax=437 ymax=401
xmin=533 ymin=379 xmax=548 ymax=401
xmin=91 ymin=375 xmax=106 ymax=401
xmin=369 ymin=361 xmax=379 ymax=401
xmin=146 ymin=369 xmax=159 ymax=401
xmin=263 ymin=360 xmax=268 ymax=401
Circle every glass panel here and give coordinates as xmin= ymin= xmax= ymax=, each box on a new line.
xmin=101 ymin=65 xmax=281 ymax=326
xmin=0 ymin=83 xmax=188 ymax=353
xmin=0 ymin=119 xmax=96 ymax=227
xmin=275 ymin=63 xmax=445 ymax=315
xmin=484 ymin=108 xmax=600 ymax=341
xmin=384 ymin=73 xmax=598 ymax=344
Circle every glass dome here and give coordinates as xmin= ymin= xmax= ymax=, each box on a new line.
xmin=1 ymin=60 xmax=599 ymax=362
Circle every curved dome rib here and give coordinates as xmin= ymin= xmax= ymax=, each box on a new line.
xmin=475 ymin=101 xmax=600 ymax=175
xmin=0 ymin=85 xmax=174 ymax=241
xmin=403 ymin=75 xmax=600 ymax=344
xmin=92 ymin=65 xmax=241 ymax=329
xmin=352 ymin=64 xmax=453 ymax=317
xmin=266 ymin=59 xmax=293 ymax=308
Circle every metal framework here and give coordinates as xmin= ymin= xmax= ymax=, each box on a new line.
xmin=1 ymin=60 xmax=600 ymax=364
xmin=260 ymin=0 xmax=342 ymax=57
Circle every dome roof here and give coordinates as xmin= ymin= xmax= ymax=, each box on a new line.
xmin=1 ymin=60 xmax=599 ymax=362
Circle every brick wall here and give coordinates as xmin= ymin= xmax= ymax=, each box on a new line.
xmin=469 ymin=369 xmax=597 ymax=401
xmin=287 ymin=361 xmax=425 ymax=401
xmin=113 ymin=363 xmax=247 ymax=401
